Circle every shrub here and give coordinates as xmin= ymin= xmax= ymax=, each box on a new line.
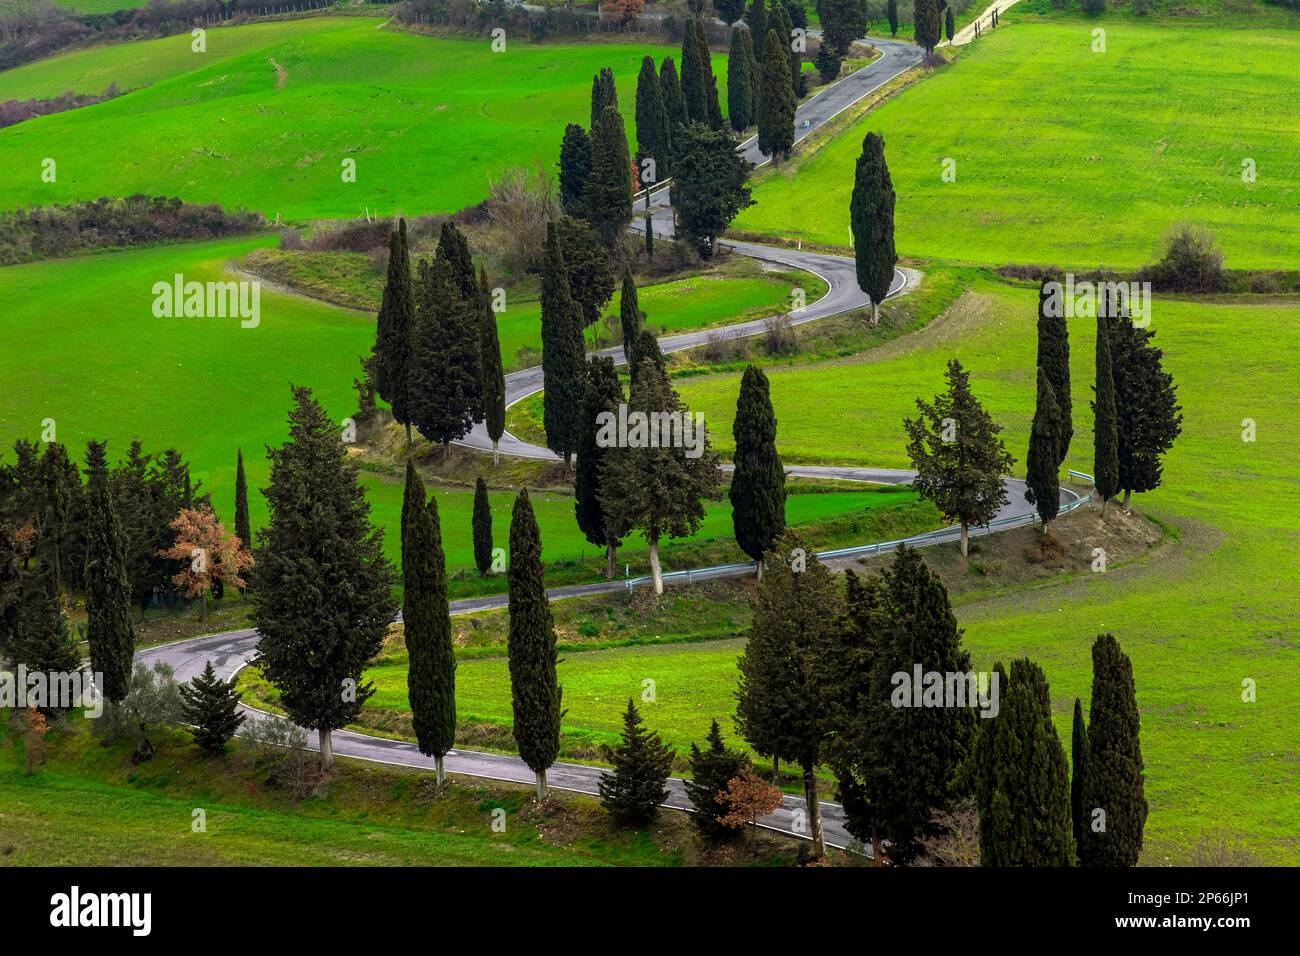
xmin=1137 ymin=224 xmax=1226 ymax=293
xmin=761 ymin=312 xmax=798 ymax=357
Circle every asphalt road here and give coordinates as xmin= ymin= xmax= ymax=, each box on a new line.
xmin=134 ymin=39 xmax=1062 ymax=854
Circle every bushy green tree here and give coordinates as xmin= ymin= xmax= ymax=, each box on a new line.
xmin=669 ymin=120 xmax=754 ymax=258
xmin=410 ymin=258 xmax=483 ymax=457
xmin=1109 ymin=318 xmax=1182 ymax=509
xmin=373 ymin=219 xmax=416 ymax=442
xmin=684 ymin=719 xmax=749 ymax=840
xmin=558 ymin=124 xmax=592 ymax=217
xmin=727 ymin=27 xmax=756 ymax=132
xmin=555 ymin=217 xmax=615 ymax=328
xmin=178 ymin=660 xmax=245 ymax=756
xmin=619 ymin=266 xmax=642 ymax=361
xmin=587 ymin=106 xmax=634 ymax=246
xmin=575 ymin=357 xmax=627 ymax=580
xmin=635 ymin=55 xmax=670 ymax=187
xmin=659 ymin=56 xmax=688 ymax=141
xmin=477 ymin=267 xmax=507 ymax=465
xmin=599 ymin=699 xmax=675 ymax=827
xmin=83 ymin=440 xmax=135 ymax=703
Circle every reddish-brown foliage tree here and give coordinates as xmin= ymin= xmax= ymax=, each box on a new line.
xmin=158 ymin=507 xmax=253 ymax=620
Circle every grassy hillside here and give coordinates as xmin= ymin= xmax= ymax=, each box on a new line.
xmin=0 ymin=18 xmax=727 ymax=219
xmin=734 ymin=17 xmax=1300 ymax=269
xmin=355 ymin=283 xmax=1300 ymax=863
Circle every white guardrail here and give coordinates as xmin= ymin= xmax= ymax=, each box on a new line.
xmin=624 ymin=471 xmax=1097 ymax=592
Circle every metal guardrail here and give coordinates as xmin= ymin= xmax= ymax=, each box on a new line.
xmin=624 ymin=471 xmax=1097 ymax=592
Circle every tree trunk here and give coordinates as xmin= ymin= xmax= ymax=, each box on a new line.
xmin=1100 ymin=496 xmax=1109 ymax=519
xmin=605 ymin=540 xmax=617 ymax=580
xmin=319 ymin=728 xmax=333 ymax=770
xmin=872 ymin=826 xmax=884 ymax=867
xmin=772 ymin=755 xmax=780 ymax=784
xmin=1122 ymin=488 xmax=1131 ymax=512
xmin=492 ymin=439 xmax=500 ymax=467
xmin=536 ymin=768 xmax=548 ymax=800
xmin=959 ymin=521 xmax=969 ymax=557
xmin=871 ymin=300 xmax=880 ymax=326
xmin=405 ymin=420 xmax=412 ymax=445
xmin=199 ymin=592 xmax=207 ymax=622
xmin=435 ymin=754 xmax=446 ymax=785
xmin=648 ymin=538 xmax=663 ymax=594
xmin=755 ymin=558 xmax=764 ymax=582
xmin=802 ymin=762 xmax=825 ymax=859
xmin=443 ymin=440 xmax=451 ymax=462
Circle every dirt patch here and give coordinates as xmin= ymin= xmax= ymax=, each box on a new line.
xmin=269 ymin=57 xmax=287 ymax=90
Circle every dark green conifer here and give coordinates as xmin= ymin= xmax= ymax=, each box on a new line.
xmin=598 ymin=699 xmax=675 ymax=827
xmin=619 ymin=266 xmax=642 ymax=361
xmin=684 ymin=719 xmax=749 ymax=840
xmin=373 ymin=219 xmax=416 ymax=443
xmin=478 ymin=267 xmax=507 ymax=466
xmin=83 ymin=440 xmax=135 ymax=703
xmin=178 ymin=660 xmax=245 ymax=756
xmin=730 ymin=365 xmax=785 ymax=573
xmin=472 ymin=476 xmax=493 ymax=577
xmin=540 ymin=223 xmax=589 ymax=467
xmin=1025 ymin=366 xmax=1063 ymax=531
xmin=587 ymin=106 xmax=634 ymax=247
xmin=1071 ymin=696 xmax=1089 ymax=863
xmin=558 ymin=124 xmax=593 ymax=218
xmin=1092 ymin=309 xmax=1120 ymax=514
xmin=849 ymin=131 xmax=897 ymax=325
xmin=757 ymin=30 xmax=797 ymax=162
xmin=574 ymin=357 xmax=626 ymax=580
xmin=1037 ymin=280 xmax=1073 ymax=465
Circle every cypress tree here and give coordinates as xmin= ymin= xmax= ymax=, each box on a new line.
xmin=1092 ymin=308 xmax=1120 ymax=514
xmin=680 ymin=22 xmax=710 ymax=125
xmin=506 ymin=489 xmax=564 ymax=799
xmin=598 ymin=698 xmax=675 ymax=827
xmin=888 ymin=0 xmax=899 ymax=36
xmin=849 ymin=131 xmax=897 ymax=325
xmin=619 ymin=266 xmax=642 ymax=361
xmin=252 ymin=387 xmax=396 ymax=769
xmin=757 ymin=30 xmax=796 ymax=162
xmin=478 ymin=266 xmax=507 ymax=465
xmin=747 ymin=0 xmax=768 ymax=64
xmin=558 ymin=123 xmax=593 ymax=218
xmin=472 ymin=476 xmax=493 ymax=577
xmin=1037 ymin=280 xmax=1073 ymax=465
xmin=83 ymin=440 xmax=135 ymax=703
xmin=587 ymin=106 xmax=634 ymax=247
xmin=814 ymin=36 xmax=842 ymax=84
xmin=629 ymin=327 xmax=665 ymax=385
xmin=555 ymin=216 xmax=616 ymax=328
xmin=771 ymin=0 xmax=802 ymax=100
xmin=730 ymin=365 xmax=785 ymax=575
xmin=590 ymin=67 xmax=617 ymax=131
xmin=540 ymin=222 xmax=589 ymax=467
xmin=402 ymin=461 xmax=456 ymax=783
xmin=727 ymin=27 xmax=754 ymax=133
xmin=696 ymin=20 xmax=726 ymax=130
xmin=233 ymin=448 xmax=251 ymax=553
xmin=659 ymin=56 xmax=687 ymax=141
xmin=946 ymin=3 xmax=956 ymax=42
xmin=410 ymin=257 xmax=483 ymax=458
xmin=178 ymin=660 xmax=245 ymax=756
xmin=669 ymin=120 xmax=755 ymax=257
xmin=574 ymin=357 xmax=626 ymax=580
xmin=373 ymin=219 xmax=416 ymax=443
xmin=914 ymin=0 xmax=942 ymax=55
xmin=1071 ymin=696 xmax=1089 ymax=864
xmin=1079 ymin=634 xmax=1148 ymax=867
xmin=635 ymin=55 xmax=670 ymax=187
xmin=8 ymin=556 xmax=79 ymax=679
xmin=435 ymin=219 xmax=477 ymax=304
xmin=684 ymin=719 xmax=749 ymax=839
xmin=736 ymin=533 xmax=838 ymax=857
xmin=1025 ymin=366 xmax=1063 ymax=532
xmin=1110 ymin=318 xmax=1182 ymax=509
xmin=974 ymin=659 xmax=1075 ymax=866
xmin=903 ymin=359 xmax=1015 ymax=558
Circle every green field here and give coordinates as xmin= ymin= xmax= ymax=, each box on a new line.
xmin=0 ymin=18 xmax=726 ymax=219
xmin=734 ymin=17 xmax=1300 ymax=269
xmin=371 ymin=282 xmax=1300 ymax=863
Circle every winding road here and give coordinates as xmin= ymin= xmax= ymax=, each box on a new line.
xmin=138 ymin=36 xmax=1076 ymax=854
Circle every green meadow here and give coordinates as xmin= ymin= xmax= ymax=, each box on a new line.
xmin=369 ymin=283 xmax=1300 ymax=863
xmin=0 ymin=18 xmax=727 ymax=219
xmin=734 ymin=17 xmax=1300 ymax=269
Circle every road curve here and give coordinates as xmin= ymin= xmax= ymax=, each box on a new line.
xmin=134 ymin=38 xmax=1074 ymax=855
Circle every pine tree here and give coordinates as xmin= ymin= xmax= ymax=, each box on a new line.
xmin=410 ymin=257 xmax=483 ymax=458
xmin=1071 ymin=696 xmax=1089 ymax=864
xmin=727 ymin=27 xmax=755 ymax=132
xmin=83 ymin=440 xmax=135 ymax=703
xmin=1109 ymin=318 xmax=1182 ymax=509
xmin=914 ymin=0 xmax=942 ymax=55
xmin=635 ymin=55 xmax=670 ymax=187
xmin=600 ymin=359 xmax=721 ymax=594
xmin=252 ymin=387 xmax=396 ymax=769
xmin=850 ymin=131 xmax=897 ymax=325
xmin=373 ymin=219 xmax=416 ymax=443
xmin=540 ymin=222 xmax=589 ymax=467
xmin=178 ymin=660 xmax=245 ymax=755
xmin=659 ymin=56 xmax=687 ymax=142
xmin=1025 ymin=366 xmax=1063 ymax=532
xmin=814 ymin=37 xmax=842 ymax=84
xmin=402 ymin=460 xmax=456 ymax=783
xmin=478 ymin=266 xmax=507 ymax=465
xmin=730 ymin=365 xmax=785 ymax=575
xmin=1079 ymin=634 xmax=1147 ymax=866
xmin=506 ymin=489 xmax=564 ymax=799
xmin=1092 ymin=309 xmax=1120 ymax=514
xmin=598 ymin=698 xmax=675 ymax=827
xmin=669 ymin=120 xmax=755 ymax=258
xmin=575 ymin=357 xmax=626 ymax=580
xmin=587 ymin=106 xmax=634 ymax=247
xmin=736 ymin=533 xmax=838 ymax=857
xmin=558 ymin=123 xmax=593 ymax=218
xmin=472 ymin=476 xmax=493 ymax=577
xmin=590 ymin=66 xmax=618 ymax=131
xmin=684 ymin=719 xmax=749 ymax=839
xmin=974 ymin=659 xmax=1075 ymax=866
xmin=233 ymin=448 xmax=251 ymax=557
xmin=904 ymin=359 xmax=1015 ymax=557
xmin=757 ymin=29 xmax=797 ymax=162
xmin=619 ymin=266 xmax=642 ymax=361
xmin=1037 ymin=280 xmax=1073 ymax=465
